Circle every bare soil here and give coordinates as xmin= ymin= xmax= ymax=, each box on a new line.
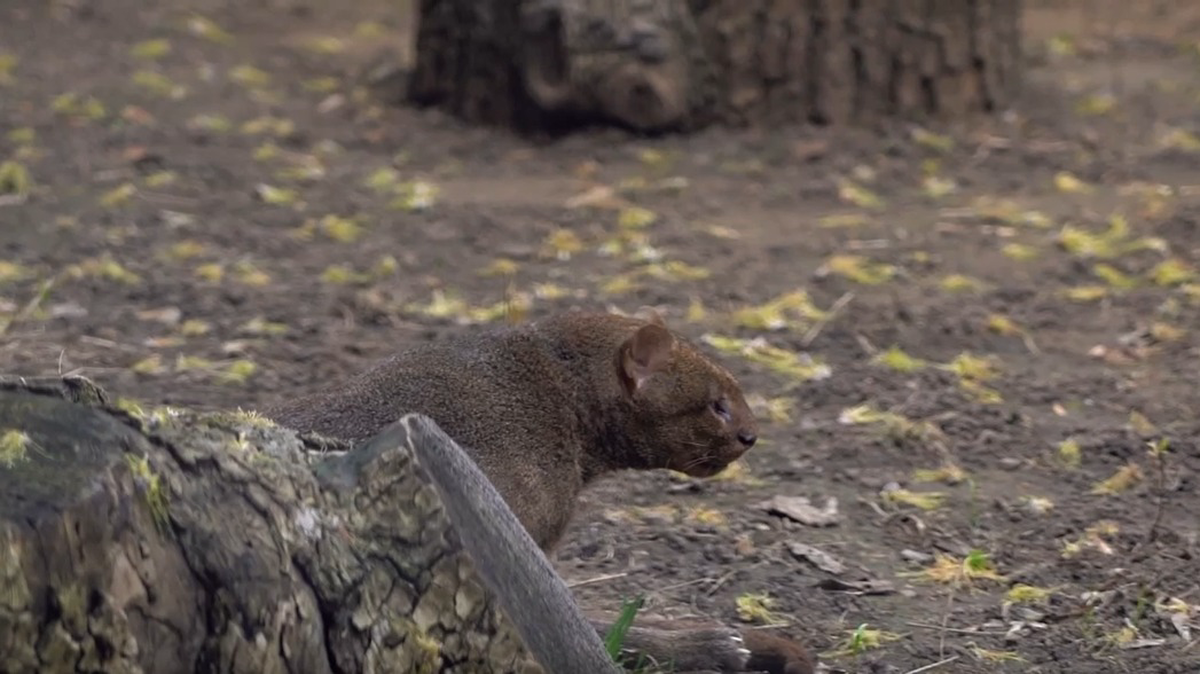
xmin=2 ymin=1 xmax=1199 ymax=672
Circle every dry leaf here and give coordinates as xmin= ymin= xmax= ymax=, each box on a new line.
xmin=757 ymin=495 xmax=840 ymax=527
xmin=787 ymin=542 xmax=846 ymax=574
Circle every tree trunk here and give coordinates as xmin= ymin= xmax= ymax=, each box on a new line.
xmin=406 ymin=0 xmax=1022 ymax=133
xmin=0 ymin=375 xmax=536 ymax=674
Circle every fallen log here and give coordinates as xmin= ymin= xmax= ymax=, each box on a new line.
xmin=0 ymin=375 xmax=584 ymax=674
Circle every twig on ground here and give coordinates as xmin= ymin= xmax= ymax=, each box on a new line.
xmin=567 ymin=572 xmax=629 ymax=588
xmin=0 ymin=277 xmax=56 ymax=337
xmin=937 ymin=584 xmax=959 ymax=658
xmin=801 ymin=292 xmax=854 ymax=348
xmin=1139 ymin=440 xmax=1170 ymax=548
xmin=79 ymin=335 xmax=145 ymax=352
xmin=903 ymin=655 xmax=960 ymax=674
xmin=905 ymin=622 xmax=1006 ymax=636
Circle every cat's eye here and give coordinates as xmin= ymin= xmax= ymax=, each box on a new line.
xmin=712 ymin=398 xmax=731 ymax=421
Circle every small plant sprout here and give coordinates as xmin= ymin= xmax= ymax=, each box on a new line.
xmin=963 ymin=550 xmax=1001 ymax=578
xmin=602 ymin=595 xmax=644 ymax=661
xmin=825 ymin=623 xmax=902 ymax=658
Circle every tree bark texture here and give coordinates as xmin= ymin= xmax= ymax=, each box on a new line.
xmin=406 ymin=0 xmax=1022 ymax=133
xmin=0 ymin=376 xmax=537 ymax=674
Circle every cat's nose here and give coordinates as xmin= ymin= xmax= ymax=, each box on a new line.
xmin=737 ymin=431 xmax=757 ymax=448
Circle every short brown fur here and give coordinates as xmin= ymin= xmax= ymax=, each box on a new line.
xmin=265 ymin=310 xmax=811 ymax=673
xmin=268 ymin=310 xmax=758 ymax=549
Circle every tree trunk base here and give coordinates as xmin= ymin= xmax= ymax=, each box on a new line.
xmin=406 ymin=0 xmax=1022 ymax=133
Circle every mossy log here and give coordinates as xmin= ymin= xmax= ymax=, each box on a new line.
xmin=407 ymin=0 xmax=1023 ymax=133
xmin=0 ymin=375 xmax=538 ymax=674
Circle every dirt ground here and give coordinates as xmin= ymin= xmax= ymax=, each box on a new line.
xmin=2 ymin=0 xmax=1199 ymax=672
